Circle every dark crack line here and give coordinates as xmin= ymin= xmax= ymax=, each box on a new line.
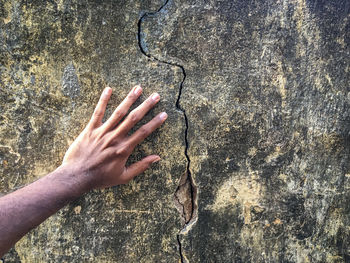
xmin=138 ymin=2 xmax=195 ymax=223
xmin=138 ymin=1 xmax=196 ymax=262
xmin=177 ymin=234 xmax=185 ymax=263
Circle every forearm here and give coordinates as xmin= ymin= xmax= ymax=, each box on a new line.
xmin=0 ymin=164 xmax=89 ymax=257
xmin=0 ymin=86 xmax=166 ymax=257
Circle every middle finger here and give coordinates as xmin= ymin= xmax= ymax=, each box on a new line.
xmin=113 ymin=92 xmax=160 ymax=137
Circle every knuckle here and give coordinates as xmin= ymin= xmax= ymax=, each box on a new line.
xmin=113 ymin=110 xmax=124 ymax=120
xmin=94 ymin=129 xmax=105 ymax=141
xmin=101 ymin=96 xmax=109 ymax=102
xmin=116 ymin=144 xmax=130 ymax=156
xmin=129 ymin=111 xmax=139 ymax=123
xmin=82 ymin=129 xmax=93 ymax=140
xmin=94 ymin=110 xmax=103 ymax=118
xmin=129 ymin=92 xmax=138 ymax=100
xmin=147 ymin=98 xmax=154 ymax=106
xmin=118 ymin=109 xmax=128 ymax=118
xmin=139 ymin=126 xmax=149 ymax=137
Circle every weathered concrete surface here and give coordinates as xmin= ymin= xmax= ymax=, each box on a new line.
xmin=0 ymin=0 xmax=186 ymax=262
xmin=1 ymin=0 xmax=350 ymax=262
xmin=142 ymin=0 xmax=350 ymax=262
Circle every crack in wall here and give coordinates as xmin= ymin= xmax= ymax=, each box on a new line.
xmin=137 ymin=1 xmax=198 ymax=262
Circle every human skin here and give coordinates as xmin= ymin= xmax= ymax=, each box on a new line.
xmin=0 ymin=85 xmax=167 ymax=257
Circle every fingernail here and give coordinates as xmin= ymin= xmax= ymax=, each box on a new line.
xmin=160 ymin=112 xmax=168 ymax=121
xmin=152 ymin=156 xmax=161 ymax=164
xmin=134 ymin=85 xmax=142 ymax=95
xmin=151 ymin=93 xmax=160 ymax=102
xmin=104 ymin=87 xmax=112 ymax=95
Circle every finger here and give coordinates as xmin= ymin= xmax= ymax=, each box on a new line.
xmin=122 ymin=155 xmax=161 ymax=182
xmin=101 ymin=85 xmax=143 ymax=133
xmin=127 ymin=112 xmax=168 ymax=150
xmin=114 ymin=92 xmax=160 ymax=136
xmin=88 ymin=87 xmax=112 ymax=128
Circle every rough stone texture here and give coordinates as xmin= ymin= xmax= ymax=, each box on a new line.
xmin=1 ymin=0 xmax=350 ymax=262
xmin=143 ymin=0 xmax=350 ymax=262
xmin=0 ymin=0 xmax=185 ymax=262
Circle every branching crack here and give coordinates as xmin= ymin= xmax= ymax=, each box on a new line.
xmin=137 ymin=1 xmax=197 ymax=262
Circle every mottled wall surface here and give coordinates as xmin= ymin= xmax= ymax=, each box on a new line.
xmin=0 ymin=0 xmax=349 ymax=262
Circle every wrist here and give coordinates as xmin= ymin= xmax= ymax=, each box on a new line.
xmin=52 ymin=163 xmax=94 ymax=197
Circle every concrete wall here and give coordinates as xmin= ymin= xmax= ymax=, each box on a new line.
xmin=1 ymin=0 xmax=349 ymax=262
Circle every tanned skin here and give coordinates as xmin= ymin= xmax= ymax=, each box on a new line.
xmin=0 ymin=85 xmax=167 ymax=257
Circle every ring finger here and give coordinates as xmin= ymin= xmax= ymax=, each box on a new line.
xmin=126 ymin=112 xmax=168 ymax=150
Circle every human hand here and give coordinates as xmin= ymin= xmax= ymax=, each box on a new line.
xmin=61 ymin=85 xmax=167 ymax=190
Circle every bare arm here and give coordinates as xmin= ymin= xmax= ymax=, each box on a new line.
xmin=0 ymin=85 xmax=167 ymax=257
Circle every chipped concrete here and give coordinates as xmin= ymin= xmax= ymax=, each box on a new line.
xmin=61 ymin=63 xmax=80 ymax=99
xmin=142 ymin=0 xmax=350 ymax=262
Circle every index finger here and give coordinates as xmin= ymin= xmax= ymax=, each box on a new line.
xmin=100 ymin=85 xmax=143 ymax=133
xmin=88 ymin=87 xmax=112 ymax=129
